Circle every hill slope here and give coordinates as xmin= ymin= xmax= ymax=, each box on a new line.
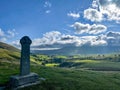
xmin=0 ymin=42 xmax=20 ymax=63
xmin=0 ymin=42 xmax=19 ymax=52
xmin=0 ymin=42 xmax=41 ymax=65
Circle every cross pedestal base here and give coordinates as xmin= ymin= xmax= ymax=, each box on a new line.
xmin=10 ymin=73 xmax=39 ymax=89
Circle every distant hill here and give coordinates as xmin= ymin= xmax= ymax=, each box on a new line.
xmin=0 ymin=42 xmax=19 ymax=52
xmin=31 ymin=45 xmax=120 ymax=55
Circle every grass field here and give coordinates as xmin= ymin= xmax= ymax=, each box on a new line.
xmin=1 ymin=60 xmax=120 ymax=90
xmin=1 ymin=49 xmax=120 ymax=90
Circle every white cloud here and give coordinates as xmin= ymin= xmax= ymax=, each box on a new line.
xmin=7 ymin=29 xmax=17 ymax=38
xmin=31 ymin=47 xmax=60 ymax=51
xmin=31 ymin=31 xmax=82 ymax=47
xmin=45 ymin=10 xmax=51 ymax=13
xmin=71 ymin=22 xmax=90 ymax=34
xmin=58 ymin=35 xmax=83 ymax=46
xmin=71 ymin=22 xmax=107 ymax=34
xmin=0 ymin=29 xmax=4 ymax=36
xmin=12 ymin=31 xmax=120 ymax=49
xmin=83 ymin=0 xmax=120 ymax=23
xmin=99 ymin=1 xmax=120 ymax=23
xmin=11 ymin=40 xmax=20 ymax=47
xmin=92 ymin=0 xmax=99 ymax=9
xmin=107 ymin=31 xmax=120 ymax=38
xmin=106 ymin=31 xmax=120 ymax=46
xmin=84 ymin=8 xmax=103 ymax=22
xmin=67 ymin=12 xmax=80 ymax=19
xmin=0 ymin=29 xmax=17 ymax=42
xmin=32 ymin=31 xmax=61 ymax=46
xmin=81 ymin=36 xmax=107 ymax=46
xmin=44 ymin=1 xmax=52 ymax=14
xmin=27 ymin=31 xmax=108 ymax=49
xmin=89 ymin=24 xmax=107 ymax=34
xmin=44 ymin=1 xmax=52 ymax=8
xmin=91 ymin=40 xmax=107 ymax=46
xmin=85 ymin=0 xmax=120 ymax=23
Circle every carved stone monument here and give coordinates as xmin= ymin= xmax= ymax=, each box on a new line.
xmin=20 ymin=36 xmax=31 ymax=76
xmin=10 ymin=36 xmax=39 ymax=89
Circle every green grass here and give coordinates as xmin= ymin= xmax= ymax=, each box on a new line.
xmin=1 ymin=47 xmax=120 ymax=90
xmin=76 ymin=60 xmax=120 ymax=71
xmin=73 ymin=59 xmax=101 ymax=63
xmin=1 ymin=61 xmax=120 ymax=90
xmin=64 ymin=59 xmax=120 ymax=71
xmin=45 ymin=63 xmax=59 ymax=67
xmin=0 ymin=49 xmax=20 ymax=62
xmin=0 ymin=62 xmax=19 ymax=84
xmin=21 ymin=66 xmax=120 ymax=90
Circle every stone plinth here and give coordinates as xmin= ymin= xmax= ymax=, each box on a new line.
xmin=10 ymin=73 xmax=39 ymax=88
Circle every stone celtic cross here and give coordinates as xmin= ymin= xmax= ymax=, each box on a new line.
xmin=10 ymin=36 xmax=39 ymax=89
xmin=20 ymin=36 xmax=32 ymax=76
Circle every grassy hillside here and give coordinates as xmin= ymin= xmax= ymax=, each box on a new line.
xmin=0 ymin=42 xmax=19 ymax=52
xmin=0 ymin=42 xmax=41 ymax=65
xmin=0 ymin=48 xmax=20 ymax=63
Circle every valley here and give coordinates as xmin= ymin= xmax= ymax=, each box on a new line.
xmin=0 ymin=42 xmax=120 ymax=90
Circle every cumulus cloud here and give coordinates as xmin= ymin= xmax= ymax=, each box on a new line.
xmin=85 ymin=0 xmax=120 ymax=23
xmin=84 ymin=8 xmax=103 ymax=22
xmin=25 ymin=31 xmax=108 ymax=49
xmin=99 ymin=0 xmax=120 ymax=23
xmin=32 ymin=31 xmax=61 ymax=46
xmin=58 ymin=35 xmax=82 ymax=46
xmin=0 ymin=28 xmax=17 ymax=42
xmin=107 ymin=31 xmax=120 ymax=38
xmin=106 ymin=31 xmax=120 ymax=46
xmin=67 ymin=12 xmax=80 ymax=19
xmin=83 ymin=0 xmax=120 ymax=23
xmin=71 ymin=22 xmax=107 ymax=34
xmin=91 ymin=39 xmax=107 ymax=46
xmin=12 ymin=31 xmax=120 ymax=49
xmin=31 ymin=31 xmax=81 ymax=47
xmin=80 ymin=35 xmax=107 ymax=46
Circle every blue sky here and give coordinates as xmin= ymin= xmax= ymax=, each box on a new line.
xmin=0 ymin=0 xmax=120 ymax=49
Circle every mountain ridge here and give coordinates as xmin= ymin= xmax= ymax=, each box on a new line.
xmin=31 ymin=45 xmax=120 ymax=55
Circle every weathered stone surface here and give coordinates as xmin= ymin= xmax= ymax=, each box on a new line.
xmin=10 ymin=73 xmax=39 ymax=88
xmin=20 ymin=36 xmax=32 ymax=76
